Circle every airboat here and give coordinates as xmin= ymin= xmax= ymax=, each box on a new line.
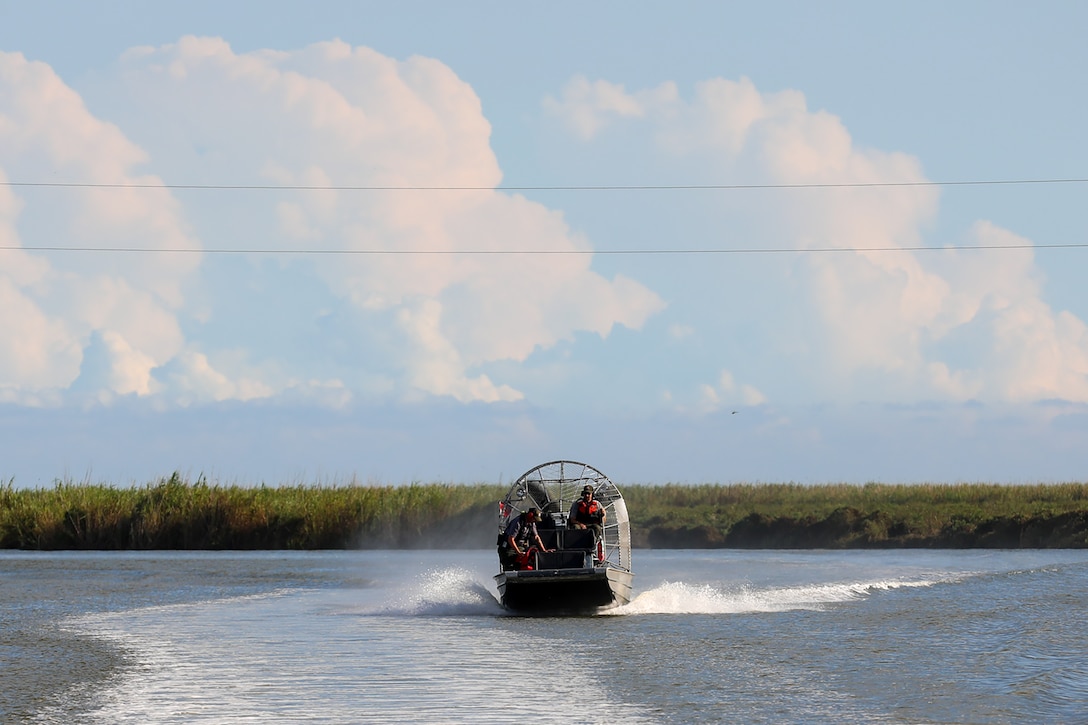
xmin=495 ymin=460 xmax=633 ymax=613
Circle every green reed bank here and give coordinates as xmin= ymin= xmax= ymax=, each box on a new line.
xmin=2 ymin=475 xmax=1088 ymax=550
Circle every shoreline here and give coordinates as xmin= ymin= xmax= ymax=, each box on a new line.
xmin=3 ymin=477 xmax=1087 ymax=550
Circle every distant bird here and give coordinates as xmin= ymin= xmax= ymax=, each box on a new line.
xmin=731 ymin=410 xmax=738 ymax=415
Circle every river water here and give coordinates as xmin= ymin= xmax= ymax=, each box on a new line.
xmin=3 ymin=549 xmax=1087 ymax=723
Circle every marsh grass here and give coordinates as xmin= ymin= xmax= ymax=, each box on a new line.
xmin=2 ymin=476 xmax=1087 ymax=549
xmin=624 ymin=482 xmax=1088 ymax=524
xmin=622 ymin=482 xmax=1088 ymax=547
xmin=0 ymin=474 xmax=503 ymax=550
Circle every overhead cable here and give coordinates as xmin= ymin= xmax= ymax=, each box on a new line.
xmin=1 ymin=178 xmax=1087 ymax=192
xmin=2 ymin=243 xmax=1086 ymax=255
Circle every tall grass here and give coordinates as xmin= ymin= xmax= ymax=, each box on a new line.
xmin=622 ymin=482 xmax=1088 ymax=547
xmin=2 ymin=477 xmax=1087 ymax=549
xmin=623 ymin=482 xmax=1088 ymax=529
xmin=0 ymin=473 xmax=503 ymax=550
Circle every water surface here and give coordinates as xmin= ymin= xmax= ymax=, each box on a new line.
xmin=4 ymin=549 xmax=1087 ymax=723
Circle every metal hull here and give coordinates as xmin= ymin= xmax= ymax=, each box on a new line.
xmin=495 ymin=566 xmax=633 ymax=614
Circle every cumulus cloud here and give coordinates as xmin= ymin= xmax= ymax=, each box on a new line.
xmin=542 ymin=75 xmax=678 ymax=140
xmin=954 ymin=222 xmax=1088 ymax=401
xmin=72 ymin=330 xmax=157 ymax=398
xmin=689 ymin=369 xmax=766 ymax=414
xmin=547 ymin=74 xmax=1088 ymax=404
xmin=152 ymin=349 xmax=275 ymax=406
xmin=0 ymin=52 xmax=198 ymax=403
xmin=113 ymin=37 xmax=664 ymax=402
xmin=0 ymin=39 xmax=664 ymax=407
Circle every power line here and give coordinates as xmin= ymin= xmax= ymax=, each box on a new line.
xmin=3 ymin=243 xmax=1086 ymax=255
xmin=2 ymin=178 xmax=1087 ymax=192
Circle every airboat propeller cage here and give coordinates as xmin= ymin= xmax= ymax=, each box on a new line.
xmin=499 ymin=460 xmax=632 ymax=570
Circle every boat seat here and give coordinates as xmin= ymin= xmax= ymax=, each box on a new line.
xmin=561 ymin=528 xmax=595 ymax=551
xmin=538 ymin=530 xmax=561 ymax=550
xmin=535 ymin=550 xmax=591 ymax=570
xmin=537 ymin=529 xmax=595 ymax=551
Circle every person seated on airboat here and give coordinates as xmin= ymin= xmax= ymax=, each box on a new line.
xmin=567 ymin=484 xmax=606 ymax=537
xmin=567 ymin=484 xmax=607 ymax=564
xmin=498 ymin=507 xmax=553 ymax=571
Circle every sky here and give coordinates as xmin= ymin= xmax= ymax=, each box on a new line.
xmin=1 ymin=1 xmax=1087 ymax=487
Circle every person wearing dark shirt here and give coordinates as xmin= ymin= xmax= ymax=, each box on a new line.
xmin=499 ymin=507 xmax=551 ymax=570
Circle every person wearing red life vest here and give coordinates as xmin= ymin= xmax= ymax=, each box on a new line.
xmin=568 ymin=485 xmax=606 ymax=536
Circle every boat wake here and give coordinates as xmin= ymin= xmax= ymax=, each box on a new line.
xmin=611 ymin=578 xmax=939 ymax=615
xmin=371 ymin=567 xmax=504 ymax=616
xmin=358 ymin=566 xmax=948 ymax=618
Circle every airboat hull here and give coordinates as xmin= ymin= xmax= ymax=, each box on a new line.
xmin=495 ymin=565 xmax=633 ymax=613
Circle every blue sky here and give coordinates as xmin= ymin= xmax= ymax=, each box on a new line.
xmin=1 ymin=1 xmax=1087 ymax=486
